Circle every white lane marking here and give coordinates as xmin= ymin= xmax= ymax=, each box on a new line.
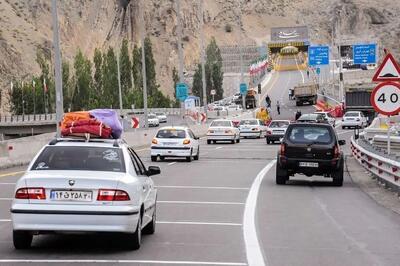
xmin=136 ymin=148 xmax=149 ymax=152
xmin=0 ymin=219 xmax=11 ymax=222
xmin=168 ymin=162 xmax=177 ymax=166
xmin=158 ymin=200 xmax=244 ymax=205
xmin=0 ymin=260 xmax=247 ymax=265
xmin=0 ymin=198 xmax=12 ymax=201
xmin=157 ymin=221 xmax=242 ymax=226
xmin=0 ymin=183 xmax=16 ymax=185
xmin=243 ymin=160 xmax=276 ymax=266
xmin=294 ymin=56 xmax=305 ymax=83
xmin=156 ymin=185 xmax=249 ymax=190
xmin=215 ymin=146 xmax=223 ymax=150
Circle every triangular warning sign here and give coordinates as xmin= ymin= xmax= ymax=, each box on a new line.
xmin=372 ymin=53 xmax=400 ymax=82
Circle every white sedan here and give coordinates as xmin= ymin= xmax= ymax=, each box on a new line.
xmin=207 ymin=119 xmax=240 ymax=144
xmin=155 ymin=112 xmax=167 ymax=123
xmin=266 ymin=120 xmax=291 ymax=144
xmin=11 ymin=138 xmax=159 ymax=250
xmin=148 ymin=114 xmax=160 ymax=127
xmin=342 ymin=111 xmax=368 ymax=129
xmin=239 ymin=119 xmax=267 ymax=138
xmin=151 ymin=126 xmax=200 ymax=162
xmin=314 ymin=111 xmax=336 ymax=127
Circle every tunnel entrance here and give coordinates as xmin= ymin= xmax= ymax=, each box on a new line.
xmin=268 ymin=26 xmax=310 ymax=72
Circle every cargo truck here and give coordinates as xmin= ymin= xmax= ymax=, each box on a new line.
xmin=344 ymin=82 xmax=376 ymax=123
xmin=293 ymin=83 xmax=318 ymax=106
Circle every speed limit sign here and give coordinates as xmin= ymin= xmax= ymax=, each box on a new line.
xmin=370 ymin=81 xmax=400 ymax=115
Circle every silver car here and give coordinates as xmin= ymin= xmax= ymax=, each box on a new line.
xmin=11 ymin=138 xmax=159 ymax=250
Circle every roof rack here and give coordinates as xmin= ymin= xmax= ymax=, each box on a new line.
xmin=48 ymin=136 xmax=124 ymax=147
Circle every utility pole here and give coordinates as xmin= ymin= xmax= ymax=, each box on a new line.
xmin=199 ymin=0 xmax=207 ymax=116
xmin=337 ymin=10 xmax=344 ymax=103
xmin=117 ymin=50 xmax=123 ymax=119
xmin=51 ymin=0 xmax=64 ymax=137
xmin=140 ymin=0 xmax=148 ymax=128
xmin=175 ymin=0 xmax=185 ymax=119
xmin=237 ymin=0 xmax=245 ymax=108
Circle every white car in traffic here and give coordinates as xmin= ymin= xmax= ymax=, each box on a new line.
xmin=266 ymin=120 xmax=291 ymax=144
xmin=155 ymin=112 xmax=167 ymax=123
xmin=342 ymin=111 xmax=368 ymax=129
xmin=151 ymin=127 xmax=200 ymax=162
xmin=148 ymin=114 xmax=160 ymax=127
xmin=11 ymin=138 xmax=159 ymax=250
xmin=239 ymin=119 xmax=267 ymax=138
xmin=314 ymin=111 xmax=336 ymax=127
xmin=207 ymin=119 xmax=240 ymax=144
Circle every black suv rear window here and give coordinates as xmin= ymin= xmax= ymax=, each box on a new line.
xmin=31 ymin=146 xmax=125 ymax=172
xmin=288 ymin=126 xmax=332 ymax=144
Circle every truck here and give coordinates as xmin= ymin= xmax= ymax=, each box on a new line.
xmin=344 ymin=82 xmax=376 ymax=123
xmin=245 ymin=89 xmax=257 ymax=109
xmin=293 ymin=82 xmax=318 ymax=106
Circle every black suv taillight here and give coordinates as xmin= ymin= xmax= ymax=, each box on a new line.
xmin=280 ymin=143 xmax=286 ymax=155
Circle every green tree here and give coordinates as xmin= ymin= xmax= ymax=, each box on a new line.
xmin=191 ymin=63 xmax=203 ymax=101
xmin=93 ymin=48 xmax=103 ymax=107
xmin=205 ymin=37 xmax=224 ymax=101
xmin=172 ymin=67 xmax=180 ymax=107
xmin=131 ymin=44 xmax=143 ymax=108
xmin=36 ymin=51 xmax=53 ymax=113
xmin=102 ymin=47 xmax=119 ymax=108
xmin=119 ymin=39 xmax=133 ymax=108
xmin=62 ymin=60 xmax=72 ymax=112
xmin=72 ymin=49 xmax=92 ymax=110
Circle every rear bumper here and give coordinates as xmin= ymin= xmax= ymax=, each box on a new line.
xmin=11 ymin=204 xmax=140 ymax=233
xmin=278 ymin=156 xmax=341 ymax=175
xmin=151 ymin=146 xmax=191 ymax=157
xmin=207 ymin=134 xmax=236 ymax=140
xmin=240 ymin=131 xmax=260 ymax=137
xmin=342 ymin=121 xmax=362 ymax=127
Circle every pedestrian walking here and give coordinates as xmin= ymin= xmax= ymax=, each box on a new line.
xmin=276 ymin=100 xmax=280 ymax=115
xmin=265 ymin=95 xmax=271 ymax=108
xmin=295 ymin=110 xmax=302 ymax=120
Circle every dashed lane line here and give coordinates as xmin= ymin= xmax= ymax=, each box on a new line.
xmin=157 ymin=221 xmax=242 ymax=226
xmin=156 ymin=185 xmax=249 ymax=190
xmin=0 ymin=260 xmax=247 ymax=265
xmin=167 ymin=162 xmax=177 ymax=166
xmin=158 ymin=200 xmax=244 ymax=206
xmin=215 ymin=146 xmax=223 ymax=150
xmin=0 ymin=171 xmax=24 ymax=178
xmin=243 ymin=160 xmax=276 ymax=266
xmin=0 ymin=219 xmax=11 ymax=222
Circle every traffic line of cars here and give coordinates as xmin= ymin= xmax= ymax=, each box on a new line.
xmin=147 ymin=112 xmax=168 ymax=127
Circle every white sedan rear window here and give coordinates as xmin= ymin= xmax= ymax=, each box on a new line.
xmin=31 ymin=146 xmax=126 ymax=172
xmin=156 ymin=129 xmax=186 ymax=138
xmin=211 ymin=121 xmax=231 ymax=127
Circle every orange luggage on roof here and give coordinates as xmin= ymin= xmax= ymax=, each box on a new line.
xmin=61 ymin=111 xmax=91 ymax=130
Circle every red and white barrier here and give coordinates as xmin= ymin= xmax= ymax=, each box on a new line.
xmin=351 ymin=137 xmax=400 ymax=186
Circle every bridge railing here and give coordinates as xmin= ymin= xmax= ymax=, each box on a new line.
xmin=351 ymin=136 xmax=400 ymax=193
xmin=0 ymin=114 xmax=56 ymax=124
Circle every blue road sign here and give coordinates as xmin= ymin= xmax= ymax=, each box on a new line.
xmin=316 ymin=67 xmax=321 ymax=75
xmin=176 ymin=82 xmax=188 ymax=102
xmin=353 ymin=44 xmax=376 ymax=64
xmin=308 ymin=46 xmax=329 ymax=66
xmin=240 ymin=83 xmax=248 ymax=95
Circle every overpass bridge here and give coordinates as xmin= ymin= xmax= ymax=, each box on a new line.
xmin=0 ymin=114 xmax=57 ymax=138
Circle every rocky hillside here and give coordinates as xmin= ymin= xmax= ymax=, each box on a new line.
xmin=1 ymin=0 xmax=399 ymax=112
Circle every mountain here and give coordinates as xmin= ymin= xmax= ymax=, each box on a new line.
xmin=1 ymin=0 xmax=399 ymax=113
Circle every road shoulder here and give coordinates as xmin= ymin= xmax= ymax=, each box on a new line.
xmin=346 ymin=155 xmax=400 ymax=215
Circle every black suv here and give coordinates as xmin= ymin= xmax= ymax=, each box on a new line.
xmin=276 ymin=123 xmax=346 ymax=186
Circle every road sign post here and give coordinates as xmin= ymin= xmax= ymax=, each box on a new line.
xmin=176 ymin=82 xmax=188 ymax=102
xmin=131 ymin=117 xmax=140 ymax=129
xmin=353 ymin=44 xmax=377 ymax=64
xmin=308 ymin=46 xmax=330 ymax=66
xmin=240 ymin=83 xmax=248 ymax=108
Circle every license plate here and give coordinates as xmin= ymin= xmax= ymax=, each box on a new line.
xmin=163 ymin=142 xmax=177 ymax=146
xmin=299 ymin=162 xmax=319 ymax=168
xmin=51 ymin=190 xmax=93 ymax=202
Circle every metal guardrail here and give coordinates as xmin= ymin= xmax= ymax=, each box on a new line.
xmin=0 ymin=114 xmax=56 ymax=124
xmin=351 ymin=137 xmax=400 ymax=193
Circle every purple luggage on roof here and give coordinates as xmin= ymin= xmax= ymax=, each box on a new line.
xmin=89 ymin=109 xmax=123 ymax=139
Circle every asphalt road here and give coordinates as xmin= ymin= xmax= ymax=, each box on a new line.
xmin=0 ymin=64 xmax=399 ymax=266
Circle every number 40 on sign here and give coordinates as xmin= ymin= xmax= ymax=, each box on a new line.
xmin=370 ymin=81 xmax=400 ymax=116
